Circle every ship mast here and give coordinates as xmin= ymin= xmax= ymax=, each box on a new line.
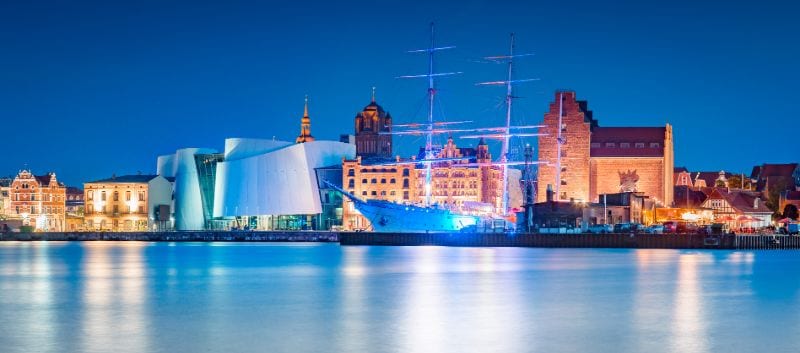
xmin=425 ymin=24 xmax=435 ymax=207
xmin=477 ymin=33 xmax=538 ymax=214
xmin=399 ymin=23 xmax=459 ymax=206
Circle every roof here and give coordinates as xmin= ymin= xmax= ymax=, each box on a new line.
xmin=590 ymin=127 xmax=666 ymax=157
xmin=725 ymin=191 xmax=772 ymax=214
xmin=693 ymin=171 xmax=733 ymax=188
xmin=86 ymin=174 xmax=161 ymax=184
xmin=758 ymin=163 xmax=798 ymax=177
xmin=784 ymin=190 xmax=800 ymax=201
xmin=673 ymin=186 xmax=708 ymax=208
xmin=66 ymin=186 xmax=83 ymax=195
xmin=34 ymin=175 xmax=53 ymax=185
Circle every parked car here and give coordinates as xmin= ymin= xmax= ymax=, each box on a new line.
xmin=613 ymin=223 xmax=644 ymax=233
xmin=586 ymin=224 xmax=613 ymax=234
xmin=645 ymin=224 xmax=665 ymax=234
xmin=698 ymin=223 xmax=728 ymax=235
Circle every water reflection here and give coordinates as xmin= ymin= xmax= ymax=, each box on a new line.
xmin=2 ymin=244 xmax=800 ymax=353
xmin=81 ymin=242 xmax=149 ymax=353
xmin=670 ymin=252 xmax=711 ymax=353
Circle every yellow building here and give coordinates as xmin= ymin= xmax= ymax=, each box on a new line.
xmin=342 ymin=137 xmax=505 ymax=230
xmin=84 ymin=174 xmax=173 ymax=231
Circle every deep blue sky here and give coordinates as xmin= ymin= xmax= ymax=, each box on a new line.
xmin=1 ymin=0 xmax=797 ymax=186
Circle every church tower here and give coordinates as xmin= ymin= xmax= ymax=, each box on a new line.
xmin=354 ymin=87 xmax=392 ymax=158
xmin=296 ymin=95 xmax=315 ymax=143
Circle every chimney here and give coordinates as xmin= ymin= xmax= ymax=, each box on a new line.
xmin=546 ymin=184 xmax=554 ymax=202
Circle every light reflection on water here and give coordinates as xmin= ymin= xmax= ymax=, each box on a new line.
xmin=0 ymin=242 xmax=799 ymax=353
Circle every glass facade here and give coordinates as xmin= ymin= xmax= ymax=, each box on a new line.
xmin=194 ymin=153 xmax=225 ymax=229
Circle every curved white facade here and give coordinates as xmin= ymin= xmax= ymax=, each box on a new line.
xmin=158 ymin=147 xmax=217 ymax=230
xmin=213 ymin=139 xmax=355 ymax=218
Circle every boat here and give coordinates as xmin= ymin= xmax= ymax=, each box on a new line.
xmin=335 ymin=25 xmax=541 ymax=233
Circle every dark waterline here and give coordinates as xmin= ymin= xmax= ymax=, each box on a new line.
xmin=0 ymin=242 xmax=798 ymax=353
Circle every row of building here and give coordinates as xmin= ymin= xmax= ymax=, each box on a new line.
xmin=2 ymin=91 xmax=798 ymax=232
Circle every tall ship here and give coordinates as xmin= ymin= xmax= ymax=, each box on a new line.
xmin=337 ymin=25 xmax=542 ymax=232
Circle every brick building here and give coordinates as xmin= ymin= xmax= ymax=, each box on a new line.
xmin=341 ymin=97 xmax=510 ymax=230
xmin=8 ymin=170 xmax=66 ymax=231
xmin=537 ymin=91 xmax=674 ymax=206
xmin=342 ymin=137 xmax=505 ymax=230
xmin=353 ymin=93 xmax=392 ymax=158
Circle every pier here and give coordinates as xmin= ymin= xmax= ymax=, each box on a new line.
xmin=0 ymin=231 xmax=339 ymax=243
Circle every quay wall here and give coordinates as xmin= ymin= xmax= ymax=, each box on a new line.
xmin=0 ymin=231 xmax=340 ymax=242
xmin=1 ymin=231 xmax=798 ymax=250
xmin=340 ymin=232 xmax=800 ymax=250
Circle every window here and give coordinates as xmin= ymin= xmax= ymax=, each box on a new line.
xmin=101 ymin=191 xmax=106 ymax=201
xmin=371 ymin=191 xmax=377 ymax=196
xmin=138 ymin=191 xmax=145 ymax=200
xmin=560 ymin=192 xmax=567 ymax=200
xmin=561 ymin=167 xmax=567 ymax=173
xmin=620 ymin=143 xmax=630 ymax=148
xmin=403 ymin=191 xmax=409 ymax=200
xmin=380 ymin=191 xmax=386 ymax=196
xmin=113 ymin=191 xmax=119 ymax=201
xmin=129 ymin=205 xmax=134 ymax=213
xmin=139 ymin=205 xmax=145 ymax=213
xmin=605 ymin=142 xmax=616 ymax=148
xmin=403 ymin=179 xmax=409 ymax=188
xmin=380 ymin=179 xmax=386 ymax=184
xmin=87 ymin=205 xmax=93 ymax=213
xmin=348 ymin=179 xmax=355 ymax=188
xmin=561 ymin=123 xmax=567 ymax=132
xmin=362 ymin=191 xmax=368 ymax=196
xmin=390 ymin=178 xmax=396 ymax=184
xmin=590 ymin=143 xmax=600 ymax=148
xmin=347 ymin=169 xmax=355 ymax=177
xmin=371 ymin=178 xmax=377 ymax=184
xmin=113 ymin=205 xmax=118 ymax=214
xmin=390 ymin=191 xmax=396 ymax=196
xmin=362 ymin=179 xmax=368 ymax=184
xmin=126 ymin=191 xmax=131 ymax=201
xmin=650 ymin=142 xmax=660 ymax=148
xmin=635 ymin=142 xmax=645 ymax=148
xmin=560 ymin=150 xmax=567 ymax=157
xmin=561 ymin=179 xmax=567 ymax=186
xmin=402 ymin=169 xmax=410 ymax=177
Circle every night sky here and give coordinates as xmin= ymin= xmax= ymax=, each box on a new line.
xmin=1 ymin=0 xmax=797 ymax=186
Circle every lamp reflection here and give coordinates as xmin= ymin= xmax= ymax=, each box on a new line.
xmin=81 ymin=242 xmax=149 ymax=352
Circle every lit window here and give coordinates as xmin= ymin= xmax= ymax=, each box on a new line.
xmin=650 ymin=142 xmax=660 ymax=148
xmin=635 ymin=143 xmax=645 ymax=148
xmin=590 ymin=143 xmax=600 ymax=148
xmin=605 ymin=142 xmax=615 ymax=148
xmin=620 ymin=143 xmax=630 ymax=148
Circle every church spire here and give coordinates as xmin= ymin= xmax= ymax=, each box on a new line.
xmin=371 ymin=86 xmax=376 ymax=103
xmin=296 ymin=95 xmax=315 ymax=143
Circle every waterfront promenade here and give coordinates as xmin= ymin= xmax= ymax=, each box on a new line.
xmin=1 ymin=230 xmax=798 ymax=250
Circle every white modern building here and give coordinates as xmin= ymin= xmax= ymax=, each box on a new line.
xmin=157 ymin=99 xmax=356 ymax=230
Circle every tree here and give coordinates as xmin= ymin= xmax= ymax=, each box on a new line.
xmin=783 ymin=204 xmax=800 ymax=220
xmin=726 ymin=175 xmax=754 ymax=190
xmin=765 ymin=180 xmax=787 ymax=216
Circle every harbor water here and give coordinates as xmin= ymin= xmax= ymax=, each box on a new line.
xmin=1 ymin=242 xmax=799 ymax=353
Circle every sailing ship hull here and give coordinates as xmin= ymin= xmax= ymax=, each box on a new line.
xmin=353 ymin=199 xmax=480 ymax=233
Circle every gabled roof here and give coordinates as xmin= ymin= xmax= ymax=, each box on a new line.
xmin=725 ymin=191 xmax=771 ymax=214
xmin=87 ymin=175 xmax=161 ymax=184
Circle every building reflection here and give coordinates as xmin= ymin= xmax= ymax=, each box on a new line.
xmin=80 ymin=242 xmax=149 ymax=352
xmin=670 ymin=252 xmax=711 ymax=353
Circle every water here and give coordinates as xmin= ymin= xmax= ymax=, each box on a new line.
xmin=1 ymin=242 xmax=799 ymax=353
